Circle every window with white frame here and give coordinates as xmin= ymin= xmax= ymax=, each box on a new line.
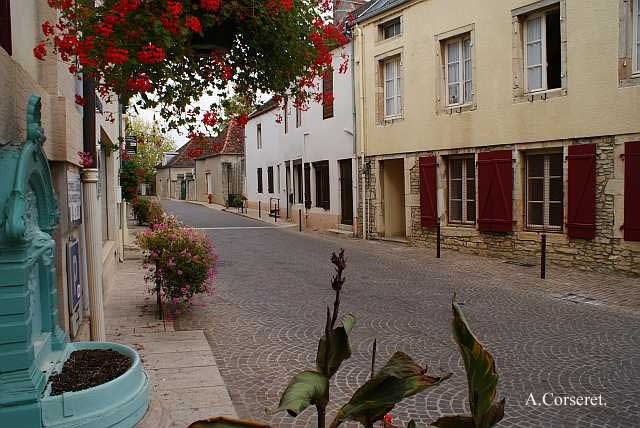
xmin=526 ymin=153 xmax=563 ymax=230
xmin=523 ymin=6 xmax=561 ymax=93
xmin=381 ymin=18 xmax=401 ymax=40
xmin=445 ymin=35 xmax=472 ymax=106
xmin=448 ymin=157 xmax=476 ymax=224
xmin=256 ymin=123 xmax=262 ymax=149
xmin=383 ymin=56 xmax=402 ymax=118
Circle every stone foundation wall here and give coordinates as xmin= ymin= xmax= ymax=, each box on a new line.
xmin=358 ymin=136 xmax=640 ymax=276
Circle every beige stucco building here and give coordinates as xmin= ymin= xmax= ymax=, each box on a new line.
xmin=353 ymin=0 xmax=640 ymax=274
xmin=156 ymin=147 xmax=196 ymax=200
xmin=2 ymin=0 xmax=126 ymax=338
xmin=194 ymin=120 xmax=245 ymax=207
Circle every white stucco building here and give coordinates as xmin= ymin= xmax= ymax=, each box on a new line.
xmin=245 ymin=43 xmax=358 ymax=232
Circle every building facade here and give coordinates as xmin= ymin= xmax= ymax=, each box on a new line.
xmin=354 ymin=0 xmax=640 ymax=274
xmin=194 ymin=120 xmax=245 ymax=206
xmin=156 ymin=146 xmax=196 ymax=200
xmin=1 ymin=0 xmax=126 ymax=339
xmin=245 ymin=44 xmax=358 ymax=231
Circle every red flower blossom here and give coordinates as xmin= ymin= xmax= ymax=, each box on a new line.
xmin=185 ymin=16 xmax=202 ymax=33
xmin=200 ymin=0 xmax=221 ymax=12
xmin=68 ymin=64 xmax=77 ymax=74
xmin=74 ymin=94 xmax=86 ymax=106
xmin=221 ymin=66 xmax=233 ymax=80
xmin=160 ymin=15 xmax=180 ymax=34
xmin=127 ymin=75 xmax=153 ymax=93
xmin=203 ymin=111 xmax=217 ymax=127
xmin=42 ymin=21 xmax=55 ymax=37
xmin=105 ymin=47 xmax=129 ymax=65
xmin=33 ymin=42 xmax=47 ymax=61
xmin=166 ymin=1 xmax=183 ymax=16
xmin=78 ymin=151 xmax=94 ymax=168
xmin=48 ymin=0 xmax=73 ymax=10
xmin=237 ymin=114 xmax=248 ymax=126
xmin=137 ymin=43 xmax=166 ymax=64
xmin=383 ymin=414 xmax=393 ymax=424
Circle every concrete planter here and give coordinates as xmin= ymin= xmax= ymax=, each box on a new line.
xmin=41 ymin=342 xmax=149 ymax=428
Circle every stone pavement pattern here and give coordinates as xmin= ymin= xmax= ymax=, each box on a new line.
xmin=163 ymin=200 xmax=640 ymax=428
xmin=104 ymin=240 xmax=237 ymax=427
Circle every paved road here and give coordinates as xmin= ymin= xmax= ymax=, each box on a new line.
xmin=162 ymin=200 xmax=640 ymax=428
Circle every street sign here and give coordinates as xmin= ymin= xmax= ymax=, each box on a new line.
xmin=125 ymin=135 xmax=137 ymax=155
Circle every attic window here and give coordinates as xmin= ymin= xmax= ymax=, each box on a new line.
xmin=380 ymin=17 xmax=401 ymax=40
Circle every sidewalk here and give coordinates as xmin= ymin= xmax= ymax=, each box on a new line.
xmin=104 ymin=236 xmax=237 ymax=427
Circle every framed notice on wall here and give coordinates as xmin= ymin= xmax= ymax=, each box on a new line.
xmin=67 ymin=239 xmax=82 ymax=310
xmin=67 ymin=170 xmax=82 ymax=224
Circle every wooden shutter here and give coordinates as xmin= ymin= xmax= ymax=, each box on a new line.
xmin=257 ymin=168 xmax=263 ymax=193
xmin=0 ymin=0 xmax=11 ymax=55
xmin=322 ymin=69 xmax=334 ymax=119
xmin=567 ymin=144 xmax=596 ymax=239
xmin=625 ymin=141 xmax=640 ymax=241
xmin=304 ymin=163 xmax=311 ymax=209
xmin=477 ymin=150 xmax=513 ymax=233
xmin=419 ymin=156 xmax=437 ymax=228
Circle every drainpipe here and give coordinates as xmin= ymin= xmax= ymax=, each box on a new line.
xmin=117 ymin=101 xmax=126 ymax=262
xmin=354 ymin=25 xmax=367 ymax=239
xmin=348 ymin=34 xmax=358 ymax=237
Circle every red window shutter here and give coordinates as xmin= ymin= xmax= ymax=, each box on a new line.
xmin=0 ymin=0 xmax=11 ymax=55
xmin=477 ymin=150 xmax=513 ymax=233
xmin=419 ymin=156 xmax=437 ymax=228
xmin=567 ymin=144 xmax=596 ymax=239
xmin=625 ymin=141 xmax=640 ymax=241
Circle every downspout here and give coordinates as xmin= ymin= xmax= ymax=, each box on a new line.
xmin=117 ymin=100 xmax=125 ymax=262
xmin=354 ymin=25 xmax=367 ymax=239
xmin=349 ymin=34 xmax=358 ymax=237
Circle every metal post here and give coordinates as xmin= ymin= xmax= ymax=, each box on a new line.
xmin=275 ymin=200 xmax=278 ymax=223
xmin=259 ymin=201 xmax=261 ymax=218
xmin=155 ymin=264 xmax=163 ymax=320
xmin=541 ymin=233 xmax=546 ymax=279
xmin=436 ymin=222 xmax=441 ymax=259
xmin=299 ymin=209 xmax=302 ymax=232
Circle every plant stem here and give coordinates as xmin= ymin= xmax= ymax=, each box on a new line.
xmin=370 ymin=338 xmax=377 ymax=379
xmin=317 ymin=404 xmax=326 ymax=428
xmin=330 ymin=288 xmax=341 ymax=329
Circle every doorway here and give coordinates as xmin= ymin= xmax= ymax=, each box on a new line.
xmin=381 ymin=158 xmax=406 ymax=238
xmin=339 ymin=159 xmax=353 ymax=225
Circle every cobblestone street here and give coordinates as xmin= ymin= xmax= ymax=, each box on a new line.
xmin=163 ymin=200 xmax=640 ymax=428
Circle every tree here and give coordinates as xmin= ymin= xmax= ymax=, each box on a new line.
xmin=126 ymin=118 xmax=176 ymax=182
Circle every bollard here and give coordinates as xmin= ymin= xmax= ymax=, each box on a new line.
xmin=541 ymin=233 xmax=546 ymax=279
xmin=258 ymin=201 xmax=261 ymax=218
xmin=436 ymin=222 xmax=441 ymax=259
xmin=299 ymin=209 xmax=302 ymax=232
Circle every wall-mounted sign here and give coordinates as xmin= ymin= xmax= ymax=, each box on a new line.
xmin=125 ymin=135 xmax=137 ymax=155
xmin=67 ymin=239 xmax=82 ymax=309
xmin=67 ymin=171 xmax=82 ymax=224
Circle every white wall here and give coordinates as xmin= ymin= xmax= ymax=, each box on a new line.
xmin=245 ymin=43 xmax=356 ymax=222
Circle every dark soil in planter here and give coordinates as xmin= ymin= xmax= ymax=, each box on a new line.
xmin=48 ymin=349 xmax=132 ymax=396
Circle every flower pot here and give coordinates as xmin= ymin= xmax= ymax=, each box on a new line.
xmin=40 ymin=342 xmax=149 ymax=428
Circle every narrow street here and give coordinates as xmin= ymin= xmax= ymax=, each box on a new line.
xmin=162 ymin=200 xmax=640 ymax=428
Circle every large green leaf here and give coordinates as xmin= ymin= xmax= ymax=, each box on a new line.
xmin=268 ymin=370 xmax=329 ymax=417
xmin=330 ymin=352 xmax=451 ymax=428
xmin=316 ymin=313 xmax=355 ymax=378
xmin=188 ymin=416 xmax=270 ymax=427
xmin=432 ymin=301 xmax=504 ymax=428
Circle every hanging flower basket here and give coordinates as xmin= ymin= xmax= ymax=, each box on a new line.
xmin=37 ymin=0 xmax=350 ymax=132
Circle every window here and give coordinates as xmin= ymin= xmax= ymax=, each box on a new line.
xmin=257 ymin=168 xmax=263 ymax=193
xmin=276 ymin=164 xmax=281 ymax=193
xmin=296 ymin=107 xmax=302 ymax=128
xmin=294 ymin=163 xmax=303 ymax=203
xmin=314 ymin=161 xmax=330 ymax=210
xmin=256 ymin=124 xmax=262 ymax=149
xmin=267 ymin=166 xmax=274 ymax=193
xmin=383 ymin=56 xmax=402 ymax=118
xmin=526 ymin=152 xmax=563 ymax=230
xmin=304 ymin=163 xmax=311 ymax=208
xmin=445 ymin=36 xmax=472 ymax=106
xmin=523 ymin=7 xmax=561 ymax=92
xmin=206 ymin=173 xmax=213 ymax=194
xmin=448 ymin=158 xmax=476 ymax=224
xmin=381 ymin=18 xmax=401 ymax=40
xmin=0 ymin=0 xmax=11 ymax=55
xmin=284 ymin=100 xmax=289 ymax=134
xmin=322 ymin=68 xmax=334 ymax=119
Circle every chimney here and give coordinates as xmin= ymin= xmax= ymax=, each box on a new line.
xmin=333 ymin=0 xmax=366 ymax=29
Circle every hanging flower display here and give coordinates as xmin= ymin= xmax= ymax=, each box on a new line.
xmin=37 ymin=0 xmax=349 ymax=132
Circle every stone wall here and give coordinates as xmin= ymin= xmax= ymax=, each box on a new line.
xmin=359 ymin=136 xmax=640 ymax=276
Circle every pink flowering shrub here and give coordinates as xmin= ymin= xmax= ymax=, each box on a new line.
xmin=136 ymin=216 xmax=216 ymax=313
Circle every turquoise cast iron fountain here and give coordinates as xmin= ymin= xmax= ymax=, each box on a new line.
xmin=0 ymin=96 xmax=149 ymax=427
